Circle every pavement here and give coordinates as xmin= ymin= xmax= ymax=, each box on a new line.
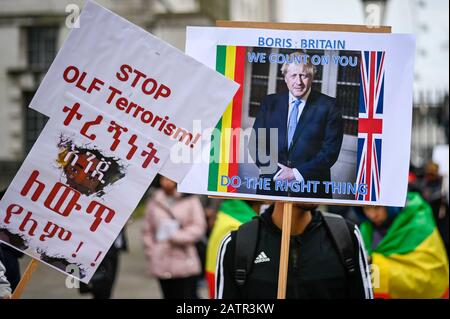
xmin=18 ymin=217 xmax=208 ymax=299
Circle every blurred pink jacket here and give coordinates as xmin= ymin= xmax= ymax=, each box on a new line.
xmin=142 ymin=189 xmax=206 ymax=279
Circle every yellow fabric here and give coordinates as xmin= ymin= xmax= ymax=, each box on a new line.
xmin=372 ymin=229 xmax=449 ymax=298
xmin=205 ymin=212 xmax=242 ymax=273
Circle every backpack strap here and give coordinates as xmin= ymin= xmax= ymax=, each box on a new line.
xmin=234 ymin=217 xmax=260 ymax=287
xmin=320 ymin=211 xmax=356 ymax=274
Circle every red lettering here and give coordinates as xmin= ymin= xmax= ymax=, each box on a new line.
xmin=106 ymin=86 xmax=122 ymax=104
xmin=151 ymin=115 xmax=163 ymax=128
xmin=63 ymin=65 xmax=79 ymax=83
xmin=117 ymin=65 xmax=171 ymax=100
xmin=125 ymin=101 xmax=138 ymax=114
xmin=142 ymin=78 xmax=157 ymax=95
xmin=132 ymin=105 xmax=145 ymax=118
xmin=107 ymin=120 xmax=128 ymax=151
xmin=154 ymin=84 xmax=171 ymax=100
xmin=39 ymin=222 xmax=72 ymax=242
xmin=141 ymin=111 xmax=153 ymax=124
xmin=20 ymin=170 xmax=45 ymax=201
xmin=163 ymin=123 xmax=176 ymax=136
xmin=87 ymin=77 xmax=105 ymax=94
xmin=159 ymin=116 xmax=169 ymax=131
xmin=131 ymin=68 xmax=146 ymax=88
xmin=43 ymin=182 xmax=82 ymax=217
xmin=4 ymin=204 xmax=24 ymax=224
xmin=75 ymin=71 xmax=88 ymax=92
xmin=126 ymin=134 xmax=138 ymax=160
xmin=115 ymin=97 xmax=128 ymax=111
xmin=86 ymin=201 xmax=115 ymax=232
xmin=116 ymin=64 xmax=132 ymax=81
xmin=19 ymin=212 xmax=38 ymax=236
xmin=62 ymin=102 xmax=83 ymax=126
xmin=141 ymin=142 xmax=160 ymax=168
xmin=80 ymin=115 xmax=103 ymax=140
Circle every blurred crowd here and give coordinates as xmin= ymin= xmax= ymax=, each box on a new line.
xmin=1 ymin=158 xmax=449 ymax=299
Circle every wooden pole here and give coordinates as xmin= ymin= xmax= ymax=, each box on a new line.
xmin=277 ymin=202 xmax=293 ymax=299
xmin=11 ymin=258 xmax=39 ymax=299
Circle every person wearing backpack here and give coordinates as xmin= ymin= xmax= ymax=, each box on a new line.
xmin=215 ymin=202 xmax=373 ymax=299
xmin=359 ymin=192 xmax=449 ymax=299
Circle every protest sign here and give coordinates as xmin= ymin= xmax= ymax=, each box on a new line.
xmin=30 ymin=1 xmax=239 ymax=182
xmin=0 ymin=1 xmax=238 ymax=285
xmin=179 ymin=26 xmax=415 ymax=207
xmin=0 ymin=93 xmax=168 ymax=283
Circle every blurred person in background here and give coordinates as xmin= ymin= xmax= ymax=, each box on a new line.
xmin=196 ymin=197 xmax=223 ymax=290
xmin=416 ymin=161 xmax=449 ymax=255
xmin=0 ymin=247 xmax=12 ymax=299
xmin=0 ymin=245 xmax=22 ymax=292
xmin=0 ymin=189 xmax=22 ymax=292
xmin=205 ymin=199 xmax=258 ymax=298
xmin=360 ymin=192 xmax=449 ymax=298
xmin=142 ymin=176 xmax=206 ymax=299
xmin=418 ymin=162 xmax=444 ymax=217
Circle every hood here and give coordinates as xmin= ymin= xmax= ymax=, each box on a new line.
xmin=219 ymin=199 xmax=257 ymax=224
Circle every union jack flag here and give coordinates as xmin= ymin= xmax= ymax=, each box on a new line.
xmin=356 ymin=51 xmax=385 ymax=201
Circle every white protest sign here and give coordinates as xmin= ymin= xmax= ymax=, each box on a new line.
xmin=30 ymin=1 xmax=239 ymax=182
xmin=0 ymin=93 xmax=169 ymax=283
xmin=178 ymin=26 xmax=415 ymax=207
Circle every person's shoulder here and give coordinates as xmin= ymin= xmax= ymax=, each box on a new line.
xmin=262 ymin=91 xmax=288 ymax=104
xmin=150 ymin=188 xmax=165 ymax=202
xmin=310 ymin=90 xmax=336 ymax=105
xmin=320 ymin=211 xmax=359 ymax=243
xmin=183 ymin=193 xmax=202 ymax=205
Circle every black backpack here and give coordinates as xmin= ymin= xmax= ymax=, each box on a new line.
xmin=234 ymin=211 xmax=356 ymax=286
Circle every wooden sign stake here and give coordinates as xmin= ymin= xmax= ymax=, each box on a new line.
xmin=11 ymin=258 xmax=39 ymax=299
xmin=277 ymin=202 xmax=293 ymax=299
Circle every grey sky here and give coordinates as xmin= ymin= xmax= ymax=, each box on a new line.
xmin=280 ymin=0 xmax=449 ymax=93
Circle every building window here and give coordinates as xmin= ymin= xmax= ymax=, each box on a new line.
xmin=23 ymin=27 xmax=57 ymax=154
xmin=248 ymin=47 xmax=271 ymax=118
xmin=27 ymin=27 xmax=58 ymax=69
xmin=335 ymin=50 xmax=360 ymax=136
xmin=23 ymin=91 xmax=48 ymax=155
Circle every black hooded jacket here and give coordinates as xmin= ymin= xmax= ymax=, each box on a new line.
xmin=215 ymin=206 xmax=373 ymax=299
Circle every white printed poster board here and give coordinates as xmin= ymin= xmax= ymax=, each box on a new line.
xmin=179 ymin=26 xmax=416 ymax=207
xmin=1 ymin=94 xmax=169 ymax=282
xmin=0 ymin=2 xmax=238 ymax=283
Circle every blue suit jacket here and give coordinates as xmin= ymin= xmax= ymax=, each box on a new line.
xmin=251 ymin=90 xmax=343 ymax=197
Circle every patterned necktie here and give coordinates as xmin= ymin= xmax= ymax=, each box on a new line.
xmin=287 ymin=99 xmax=301 ymax=149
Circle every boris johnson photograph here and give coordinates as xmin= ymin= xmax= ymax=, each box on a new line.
xmin=238 ymin=47 xmax=366 ymax=200
xmin=203 ymin=45 xmax=383 ymax=201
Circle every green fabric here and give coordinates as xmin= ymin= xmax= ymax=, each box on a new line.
xmin=360 ymin=192 xmax=436 ymax=256
xmin=207 ymin=45 xmax=226 ymax=191
xmin=219 ymin=199 xmax=257 ymax=224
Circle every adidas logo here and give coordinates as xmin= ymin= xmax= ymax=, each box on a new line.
xmin=254 ymin=251 xmax=270 ymax=264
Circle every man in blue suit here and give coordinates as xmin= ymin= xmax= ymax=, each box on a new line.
xmin=250 ymin=52 xmax=343 ymax=198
